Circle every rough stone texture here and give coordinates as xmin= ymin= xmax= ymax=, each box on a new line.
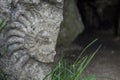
xmin=0 ymin=0 xmax=63 ymax=80
xmin=57 ymin=0 xmax=84 ymax=46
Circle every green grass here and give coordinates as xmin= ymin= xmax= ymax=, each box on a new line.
xmin=44 ymin=39 xmax=102 ymax=80
xmin=0 ymin=67 xmax=13 ymax=80
xmin=0 ymin=19 xmax=7 ymax=58
xmin=0 ymin=19 xmax=13 ymax=80
xmin=0 ymin=19 xmax=7 ymax=32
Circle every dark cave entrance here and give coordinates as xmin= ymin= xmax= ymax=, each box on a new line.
xmin=77 ymin=0 xmax=120 ymax=34
xmin=74 ymin=0 xmax=120 ymax=45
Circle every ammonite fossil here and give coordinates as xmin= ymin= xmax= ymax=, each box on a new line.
xmin=0 ymin=0 xmax=63 ymax=79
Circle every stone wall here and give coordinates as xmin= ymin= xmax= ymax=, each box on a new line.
xmin=57 ymin=0 xmax=84 ymax=46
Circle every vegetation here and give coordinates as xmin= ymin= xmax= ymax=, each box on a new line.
xmin=0 ymin=68 xmax=12 ymax=80
xmin=0 ymin=20 xmax=12 ymax=80
xmin=0 ymin=19 xmax=7 ymax=32
xmin=44 ymin=39 xmax=102 ymax=80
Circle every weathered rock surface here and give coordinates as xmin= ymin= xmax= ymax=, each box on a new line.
xmin=57 ymin=0 xmax=84 ymax=46
xmin=0 ymin=0 xmax=63 ymax=80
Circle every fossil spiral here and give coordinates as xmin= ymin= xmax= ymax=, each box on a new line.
xmin=0 ymin=1 xmax=63 ymax=79
xmin=2 ymin=1 xmax=62 ymax=64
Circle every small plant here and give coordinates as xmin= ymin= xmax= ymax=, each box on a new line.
xmin=44 ymin=39 xmax=102 ymax=80
xmin=0 ymin=67 xmax=13 ymax=80
xmin=0 ymin=19 xmax=7 ymax=32
xmin=0 ymin=19 xmax=12 ymax=80
xmin=0 ymin=19 xmax=7 ymax=58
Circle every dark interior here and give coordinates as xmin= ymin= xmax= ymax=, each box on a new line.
xmin=72 ymin=0 xmax=120 ymax=51
xmin=76 ymin=0 xmax=120 ymax=36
